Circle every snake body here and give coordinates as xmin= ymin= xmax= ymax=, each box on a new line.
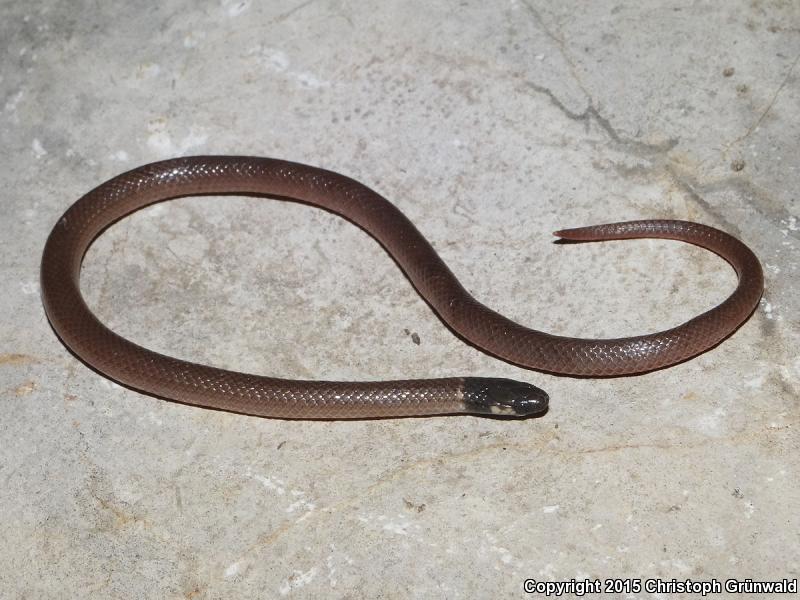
xmin=40 ymin=156 xmax=763 ymax=418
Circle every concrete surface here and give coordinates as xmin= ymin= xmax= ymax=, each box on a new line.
xmin=1 ymin=0 xmax=798 ymax=597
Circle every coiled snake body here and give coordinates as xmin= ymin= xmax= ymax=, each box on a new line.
xmin=40 ymin=156 xmax=763 ymax=418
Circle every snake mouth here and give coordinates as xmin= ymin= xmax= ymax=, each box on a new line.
xmin=462 ymin=378 xmax=549 ymax=417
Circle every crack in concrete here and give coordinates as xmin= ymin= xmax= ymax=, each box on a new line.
xmin=520 ymin=1 xmax=591 ymax=99
xmin=274 ymin=0 xmax=353 ymax=27
xmin=510 ymin=1 xmax=791 ymax=233
xmin=664 ymin=164 xmax=741 ymax=235
xmin=666 ymin=163 xmax=800 ymax=242
xmin=515 ymin=3 xmax=678 ymax=158
xmin=274 ymin=0 xmax=319 ymax=23
xmin=522 ymin=81 xmax=679 ymax=157
xmin=725 ymin=49 xmax=800 ymax=152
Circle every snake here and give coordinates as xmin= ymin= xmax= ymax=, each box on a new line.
xmin=40 ymin=156 xmax=764 ymax=419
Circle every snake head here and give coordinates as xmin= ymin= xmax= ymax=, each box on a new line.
xmin=463 ymin=378 xmax=549 ymax=417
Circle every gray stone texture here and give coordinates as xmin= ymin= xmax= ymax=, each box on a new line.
xmin=1 ymin=0 xmax=797 ymax=597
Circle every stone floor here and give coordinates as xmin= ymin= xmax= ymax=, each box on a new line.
xmin=1 ymin=0 xmax=797 ymax=597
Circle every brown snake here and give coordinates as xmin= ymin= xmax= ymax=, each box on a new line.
xmin=40 ymin=156 xmax=764 ymax=418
